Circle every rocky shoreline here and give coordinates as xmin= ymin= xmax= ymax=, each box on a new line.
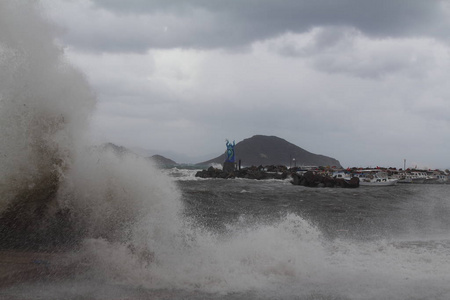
xmin=195 ymin=165 xmax=290 ymax=180
xmin=195 ymin=165 xmax=360 ymax=188
xmin=291 ymin=171 xmax=359 ymax=188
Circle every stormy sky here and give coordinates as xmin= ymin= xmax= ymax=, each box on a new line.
xmin=40 ymin=0 xmax=450 ymax=168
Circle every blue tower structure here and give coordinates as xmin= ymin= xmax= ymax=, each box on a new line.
xmin=225 ymin=139 xmax=235 ymax=163
xmin=223 ymin=139 xmax=236 ymax=172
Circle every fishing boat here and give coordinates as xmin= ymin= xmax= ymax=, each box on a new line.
xmin=397 ymin=176 xmax=413 ymax=183
xmin=409 ymin=171 xmax=428 ymax=183
xmin=353 ymin=171 xmax=398 ymax=186
xmin=424 ymin=174 xmax=449 ymax=184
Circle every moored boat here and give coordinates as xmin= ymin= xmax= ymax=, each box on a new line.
xmin=396 ymin=176 xmax=413 ymax=183
xmin=353 ymin=171 xmax=398 ymax=186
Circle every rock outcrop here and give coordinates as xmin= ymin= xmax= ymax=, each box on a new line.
xmin=195 ymin=165 xmax=289 ymax=180
xmin=291 ymin=171 xmax=359 ymax=188
xmin=195 ymin=167 xmax=359 ymax=188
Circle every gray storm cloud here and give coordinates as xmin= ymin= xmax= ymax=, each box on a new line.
xmin=39 ymin=0 xmax=450 ymax=168
xmin=52 ymin=0 xmax=450 ymax=52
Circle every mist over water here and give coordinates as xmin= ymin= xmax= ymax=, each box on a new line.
xmin=0 ymin=0 xmax=181 ymax=252
xmin=1 ymin=1 xmax=450 ymax=299
xmin=1 ymin=0 xmax=93 ymax=246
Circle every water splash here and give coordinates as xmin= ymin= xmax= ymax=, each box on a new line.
xmin=0 ymin=1 xmax=92 ymax=248
xmin=0 ymin=1 xmax=181 ymax=252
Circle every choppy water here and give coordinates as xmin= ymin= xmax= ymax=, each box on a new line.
xmin=3 ymin=172 xmax=450 ymax=299
xmin=180 ymin=177 xmax=450 ymax=242
xmin=2 ymin=1 xmax=450 ymax=299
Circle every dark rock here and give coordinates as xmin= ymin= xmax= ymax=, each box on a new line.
xmin=195 ymin=164 xmax=290 ymax=181
xmin=323 ymin=176 xmax=336 ymax=188
xmin=223 ymin=161 xmax=235 ymax=173
xmin=348 ymin=177 xmax=360 ymax=188
xmin=290 ymin=171 xmax=360 ymax=188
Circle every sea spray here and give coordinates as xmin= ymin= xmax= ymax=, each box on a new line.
xmin=0 ymin=0 xmax=182 ymax=253
xmin=64 ymin=212 xmax=328 ymax=294
xmin=57 ymin=147 xmax=182 ymax=245
xmin=0 ymin=1 xmax=96 ymax=248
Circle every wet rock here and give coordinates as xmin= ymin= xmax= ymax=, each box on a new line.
xmin=195 ymin=165 xmax=289 ymax=180
xmin=290 ymin=171 xmax=359 ymax=188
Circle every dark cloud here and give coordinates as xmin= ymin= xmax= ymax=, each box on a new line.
xmin=267 ymin=26 xmax=443 ymax=79
xmin=41 ymin=0 xmax=450 ymax=168
xmin=84 ymin=0 xmax=447 ymax=52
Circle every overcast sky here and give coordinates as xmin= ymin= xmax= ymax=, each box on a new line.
xmin=39 ymin=0 xmax=450 ymax=168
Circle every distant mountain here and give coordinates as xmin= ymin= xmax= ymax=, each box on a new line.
xmin=197 ymin=135 xmax=342 ymax=168
xmin=148 ymin=154 xmax=177 ymax=166
xmin=130 ymin=146 xmax=214 ymax=164
xmin=100 ymin=142 xmax=135 ymax=156
xmin=101 ymin=143 xmax=178 ymax=166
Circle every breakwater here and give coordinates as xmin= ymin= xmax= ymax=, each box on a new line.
xmin=195 ymin=166 xmax=360 ymax=188
xmin=195 ymin=165 xmax=289 ymax=180
xmin=291 ymin=171 xmax=359 ymax=188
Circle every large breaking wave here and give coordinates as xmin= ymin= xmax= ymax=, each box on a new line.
xmin=0 ymin=1 xmax=181 ymax=252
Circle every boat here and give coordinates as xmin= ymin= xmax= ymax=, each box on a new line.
xmin=390 ymin=170 xmax=413 ymax=183
xmin=436 ymin=175 xmax=449 ymax=183
xmin=353 ymin=171 xmax=398 ymax=186
xmin=424 ymin=174 xmax=449 ymax=184
xmin=332 ymin=171 xmax=352 ymax=180
xmin=396 ymin=176 xmax=413 ymax=183
xmin=409 ymin=171 xmax=428 ymax=183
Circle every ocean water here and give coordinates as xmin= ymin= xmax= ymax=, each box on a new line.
xmin=3 ymin=170 xmax=450 ymax=300
xmin=2 ymin=1 xmax=450 ymax=299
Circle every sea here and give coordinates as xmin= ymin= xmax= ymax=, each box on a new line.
xmin=2 ymin=1 xmax=450 ymax=299
xmin=2 ymin=167 xmax=450 ymax=300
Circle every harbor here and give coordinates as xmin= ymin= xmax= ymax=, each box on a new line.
xmin=195 ymin=164 xmax=450 ymax=187
xmin=195 ymin=139 xmax=449 ymax=186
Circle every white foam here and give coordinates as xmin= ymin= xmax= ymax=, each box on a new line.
xmin=0 ymin=0 xmax=95 ymax=211
xmin=161 ymin=167 xmax=203 ymax=181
